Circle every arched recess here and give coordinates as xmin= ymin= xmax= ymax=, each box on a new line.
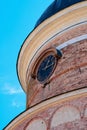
xmin=51 ymin=105 xmax=80 ymax=128
xmin=25 ymin=117 xmax=47 ymax=130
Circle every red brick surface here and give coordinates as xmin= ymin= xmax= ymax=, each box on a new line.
xmin=14 ymin=95 xmax=87 ymax=130
xmin=51 ymin=118 xmax=87 ymax=130
xmin=27 ymin=39 xmax=87 ymax=107
xmin=19 ymin=23 xmax=87 ymax=130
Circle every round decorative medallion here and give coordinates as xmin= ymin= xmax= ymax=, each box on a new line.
xmin=31 ymin=48 xmax=62 ymax=84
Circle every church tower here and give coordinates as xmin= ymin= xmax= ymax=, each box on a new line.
xmin=5 ymin=0 xmax=87 ymax=129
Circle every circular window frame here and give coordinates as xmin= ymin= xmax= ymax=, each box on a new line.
xmin=31 ymin=48 xmax=58 ymax=84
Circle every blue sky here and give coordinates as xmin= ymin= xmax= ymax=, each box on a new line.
xmin=0 ymin=0 xmax=53 ymax=129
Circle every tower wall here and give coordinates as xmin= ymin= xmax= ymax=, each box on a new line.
xmin=5 ymin=1 xmax=87 ymax=130
xmin=27 ymin=23 xmax=87 ymax=108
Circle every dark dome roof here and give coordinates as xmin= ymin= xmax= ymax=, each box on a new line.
xmin=35 ymin=0 xmax=84 ymax=28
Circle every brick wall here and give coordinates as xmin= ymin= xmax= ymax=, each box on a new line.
xmin=27 ymin=23 xmax=87 ymax=107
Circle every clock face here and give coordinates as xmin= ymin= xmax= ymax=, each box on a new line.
xmin=37 ymin=55 xmax=57 ymax=83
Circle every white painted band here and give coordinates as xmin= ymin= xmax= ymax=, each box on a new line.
xmin=56 ymin=34 xmax=87 ymax=50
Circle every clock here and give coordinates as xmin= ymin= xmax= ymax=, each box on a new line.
xmin=31 ymin=48 xmax=62 ymax=84
xmin=37 ymin=54 xmax=56 ymax=83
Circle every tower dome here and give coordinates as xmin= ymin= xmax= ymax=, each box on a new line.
xmin=35 ymin=0 xmax=84 ymax=27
